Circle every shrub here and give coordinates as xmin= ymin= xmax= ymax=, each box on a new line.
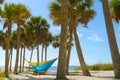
xmin=0 ymin=72 xmax=5 ymax=77
xmin=73 ymin=67 xmax=81 ymax=71
xmin=73 ymin=63 xmax=113 ymax=71
xmin=101 ymin=64 xmax=113 ymax=70
xmin=0 ymin=72 xmax=5 ymax=79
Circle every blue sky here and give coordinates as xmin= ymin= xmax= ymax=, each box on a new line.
xmin=0 ymin=0 xmax=120 ymax=67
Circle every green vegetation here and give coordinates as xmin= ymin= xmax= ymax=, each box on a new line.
xmin=0 ymin=78 xmax=5 ymax=80
xmin=0 ymin=72 xmax=5 ymax=79
xmin=27 ymin=69 xmax=33 ymax=72
xmin=74 ymin=63 xmax=113 ymax=71
xmin=0 ymin=0 xmax=120 ymax=78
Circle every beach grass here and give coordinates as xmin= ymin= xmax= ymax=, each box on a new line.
xmin=0 ymin=72 xmax=5 ymax=80
xmin=26 ymin=69 xmax=33 ymax=72
xmin=74 ymin=63 xmax=113 ymax=71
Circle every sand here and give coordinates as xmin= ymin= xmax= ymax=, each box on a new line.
xmin=1 ymin=66 xmax=120 ymax=80
xmin=7 ymin=70 xmax=120 ymax=80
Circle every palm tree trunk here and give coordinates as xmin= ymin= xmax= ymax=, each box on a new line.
xmin=74 ymin=28 xmax=90 ymax=76
xmin=45 ymin=46 xmax=47 ymax=62
xmin=19 ymin=47 xmax=22 ymax=72
xmin=41 ymin=44 xmax=44 ymax=62
xmin=5 ymin=27 xmax=11 ymax=77
xmin=66 ymin=46 xmax=72 ymax=75
xmin=37 ymin=45 xmax=39 ymax=65
xmin=0 ymin=0 xmax=4 ymax=4
xmin=9 ymin=48 xmax=13 ymax=71
xmin=14 ymin=24 xmax=20 ymax=74
xmin=8 ymin=49 xmax=11 ymax=67
xmin=66 ymin=33 xmax=72 ymax=74
xmin=101 ymin=0 xmax=120 ymax=78
xmin=29 ymin=49 xmax=33 ymax=70
xmin=56 ymin=0 xmax=68 ymax=79
xmin=22 ymin=47 xmax=26 ymax=72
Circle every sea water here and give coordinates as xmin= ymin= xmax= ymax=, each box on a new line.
xmin=49 ymin=66 xmax=79 ymax=71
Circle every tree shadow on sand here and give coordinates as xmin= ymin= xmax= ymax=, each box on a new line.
xmin=8 ymin=72 xmax=56 ymax=80
xmin=68 ymin=71 xmax=120 ymax=80
xmin=8 ymin=71 xmax=120 ymax=80
xmin=68 ymin=71 xmax=99 ymax=76
xmin=91 ymin=76 xmax=120 ymax=80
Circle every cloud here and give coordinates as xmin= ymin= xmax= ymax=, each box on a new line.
xmin=77 ymin=32 xmax=83 ymax=37
xmin=87 ymin=34 xmax=104 ymax=42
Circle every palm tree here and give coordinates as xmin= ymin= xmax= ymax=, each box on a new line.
xmin=19 ymin=27 xmax=26 ymax=72
xmin=55 ymin=0 xmax=68 ymax=79
xmin=9 ymin=48 xmax=12 ymax=71
xmin=19 ymin=47 xmax=23 ymax=72
xmin=101 ymin=0 xmax=120 ymax=78
xmin=14 ymin=4 xmax=31 ymax=74
xmin=0 ymin=0 xmax=4 ymax=4
xmin=52 ymin=34 xmax=73 ymax=74
xmin=43 ymin=32 xmax=53 ymax=61
xmin=39 ymin=20 xmax=50 ymax=62
xmin=20 ymin=29 xmax=27 ymax=72
xmin=28 ymin=47 xmax=34 ymax=70
xmin=110 ymin=0 xmax=120 ymax=22
xmin=41 ymin=44 xmax=44 ymax=62
xmin=0 ymin=30 xmax=5 ymax=49
xmin=41 ymin=32 xmax=53 ymax=62
xmin=9 ymin=31 xmax=16 ymax=71
xmin=52 ymin=35 xmax=60 ymax=48
xmin=1 ymin=3 xmax=15 ymax=77
xmin=24 ymin=24 xmax=36 ymax=70
xmin=66 ymin=32 xmax=73 ymax=74
xmin=70 ymin=0 xmax=95 ymax=75
xmin=49 ymin=0 xmax=95 ymax=76
xmin=22 ymin=47 xmax=26 ymax=72
xmin=27 ymin=16 xmax=40 ymax=64
xmin=20 ymin=27 xmax=27 ymax=72
xmin=27 ymin=16 xmax=49 ymax=64
xmin=52 ymin=34 xmax=73 ymax=72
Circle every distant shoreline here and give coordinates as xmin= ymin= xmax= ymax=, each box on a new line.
xmin=0 ymin=66 xmax=79 ymax=72
xmin=1 ymin=63 xmax=113 ymax=72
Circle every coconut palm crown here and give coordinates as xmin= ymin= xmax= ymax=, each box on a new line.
xmin=49 ymin=0 xmax=96 ymax=76
xmin=49 ymin=0 xmax=96 ymax=27
xmin=110 ymin=0 xmax=120 ymax=22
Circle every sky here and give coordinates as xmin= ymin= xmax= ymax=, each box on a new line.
xmin=0 ymin=0 xmax=120 ymax=67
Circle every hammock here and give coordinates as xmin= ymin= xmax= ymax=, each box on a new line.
xmin=28 ymin=58 xmax=57 ymax=72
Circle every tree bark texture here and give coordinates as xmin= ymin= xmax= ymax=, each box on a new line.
xmin=101 ymin=0 xmax=120 ymax=78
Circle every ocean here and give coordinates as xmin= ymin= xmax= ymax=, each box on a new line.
xmin=48 ymin=66 xmax=79 ymax=71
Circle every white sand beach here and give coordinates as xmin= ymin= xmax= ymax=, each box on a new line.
xmin=6 ymin=70 xmax=120 ymax=80
xmin=1 ymin=66 xmax=120 ymax=80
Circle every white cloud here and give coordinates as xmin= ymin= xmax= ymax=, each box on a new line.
xmin=87 ymin=34 xmax=104 ymax=42
xmin=77 ymin=32 xmax=83 ymax=37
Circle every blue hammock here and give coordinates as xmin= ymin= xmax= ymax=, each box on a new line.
xmin=29 ymin=58 xmax=57 ymax=72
